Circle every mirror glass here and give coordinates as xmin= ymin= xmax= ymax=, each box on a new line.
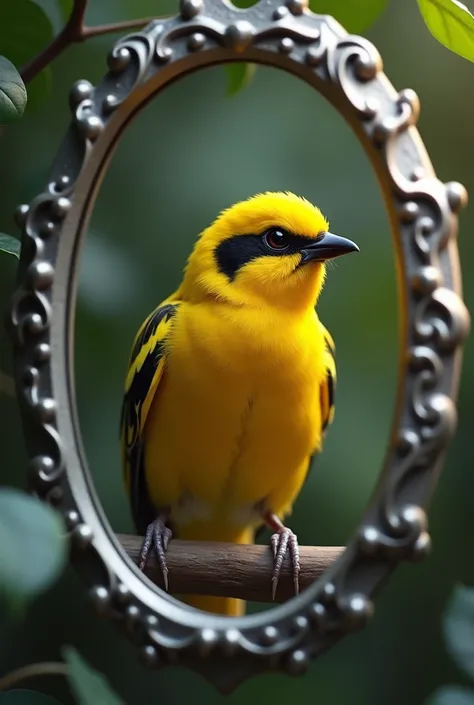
xmin=74 ymin=63 xmax=396 ymax=616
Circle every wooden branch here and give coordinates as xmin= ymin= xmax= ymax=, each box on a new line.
xmin=118 ymin=534 xmax=344 ymax=603
xmin=0 ymin=663 xmax=68 ymax=692
xmin=20 ymin=0 xmax=166 ymax=85
xmin=80 ymin=17 xmax=160 ymax=40
xmin=21 ymin=0 xmax=88 ymax=83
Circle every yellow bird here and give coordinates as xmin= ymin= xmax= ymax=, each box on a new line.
xmin=120 ymin=192 xmax=358 ymax=616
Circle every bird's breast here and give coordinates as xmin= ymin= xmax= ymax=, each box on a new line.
xmin=144 ymin=302 xmax=327 ymax=528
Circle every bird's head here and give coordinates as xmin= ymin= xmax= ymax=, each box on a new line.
xmin=181 ymin=192 xmax=359 ymax=311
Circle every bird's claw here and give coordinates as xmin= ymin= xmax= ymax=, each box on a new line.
xmin=138 ymin=518 xmax=172 ymax=591
xmin=270 ymin=527 xmax=300 ymax=600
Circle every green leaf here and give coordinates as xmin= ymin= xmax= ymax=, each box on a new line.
xmin=309 ymin=0 xmax=388 ymax=34
xmin=229 ymin=0 xmax=258 ymax=6
xmin=62 ymin=648 xmax=126 ymax=705
xmin=0 ymin=1 xmax=54 ymax=111
xmin=57 ymin=0 xmax=73 ymax=21
xmin=417 ymin=0 xmax=474 ymax=62
xmin=225 ymin=62 xmax=256 ymax=96
xmin=0 ymin=56 xmax=27 ymax=124
xmin=0 ymin=233 xmax=21 ymax=258
xmin=0 ymin=371 xmax=16 ymax=398
xmin=444 ymin=585 xmax=474 ymax=680
xmin=0 ymin=488 xmax=67 ymax=611
xmin=0 ymin=690 xmax=63 ymax=704
xmin=425 ymin=686 xmax=474 ymax=705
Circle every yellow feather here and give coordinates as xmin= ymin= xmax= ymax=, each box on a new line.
xmin=121 ymin=192 xmax=356 ymax=616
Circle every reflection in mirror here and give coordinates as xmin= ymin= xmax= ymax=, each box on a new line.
xmin=74 ymin=64 xmax=396 ymax=616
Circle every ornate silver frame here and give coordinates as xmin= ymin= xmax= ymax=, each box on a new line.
xmin=8 ymin=0 xmax=470 ymax=692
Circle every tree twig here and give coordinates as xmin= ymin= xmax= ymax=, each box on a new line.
xmin=80 ymin=17 xmax=160 ymax=40
xmin=118 ymin=534 xmax=344 ymax=603
xmin=21 ymin=0 xmax=87 ymax=83
xmin=0 ymin=662 xmax=68 ymax=691
xmin=20 ymin=0 xmax=165 ymax=85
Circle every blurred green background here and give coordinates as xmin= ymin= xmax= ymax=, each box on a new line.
xmin=1 ymin=0 xmax=473 ymax=702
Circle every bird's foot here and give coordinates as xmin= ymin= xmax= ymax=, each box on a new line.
xmin=270 ymin=526 xmax=300 ymax=600
xmin=138 ymin=517 xmax=172 ymax=591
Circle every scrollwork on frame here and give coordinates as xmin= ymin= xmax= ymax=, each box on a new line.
xmin=8 ymin=0 xmax=469 ymax=692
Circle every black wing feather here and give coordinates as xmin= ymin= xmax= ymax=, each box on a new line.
xmin=120 ymin=302 xmax=178 ymax=534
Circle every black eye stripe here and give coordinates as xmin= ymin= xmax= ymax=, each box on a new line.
xmin=215 ymin=231 xmax=318 ymax=281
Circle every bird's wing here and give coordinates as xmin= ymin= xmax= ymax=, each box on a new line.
xmin=120 ymin=299 xmax=180 ymax=533
xmin=319 ymin=322 xmax=336 ymax=437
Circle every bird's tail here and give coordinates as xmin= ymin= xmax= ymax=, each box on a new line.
xmin=177 ymin=525 xmax=254 ymax=617
xmin=183 ymin=594 xmax=245 ymax=616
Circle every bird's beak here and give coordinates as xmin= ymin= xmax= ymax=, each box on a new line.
xmin=299 ymin=232 xmax=359 ymax=264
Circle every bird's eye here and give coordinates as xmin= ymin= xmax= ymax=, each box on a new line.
xmin=264 ymin=228 xmax=290 ymax=250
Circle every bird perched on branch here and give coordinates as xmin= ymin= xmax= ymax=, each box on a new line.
xmin=120 ymin=192 xmax=358 ymax=616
